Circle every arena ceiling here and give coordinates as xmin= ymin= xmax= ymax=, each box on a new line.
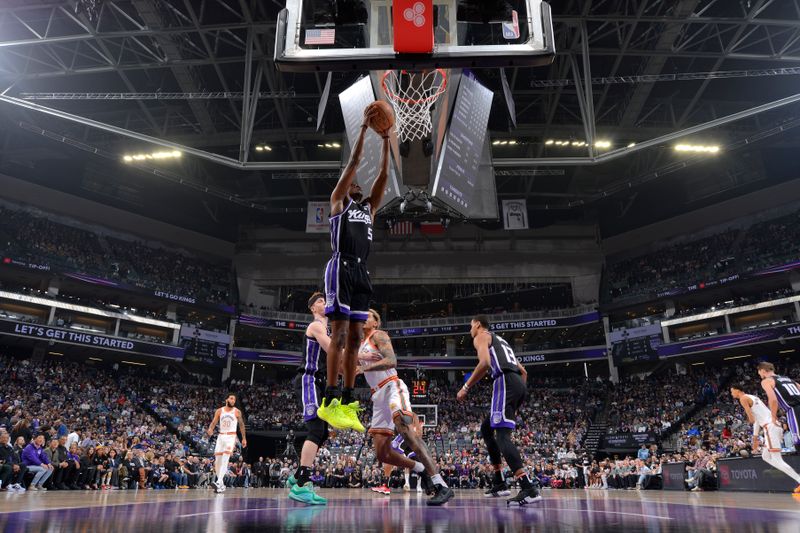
xmin=1 ymin=0 xmax=800 ymax=239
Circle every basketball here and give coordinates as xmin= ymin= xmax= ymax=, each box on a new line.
xmin=367 ymin=100 xmax=395 ymax=133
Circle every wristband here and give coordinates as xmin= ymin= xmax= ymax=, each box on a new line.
xmin=462 ymin=384 xmax=469 ymax=392
xmin=361 ymin=124 xmax=369 ymax=130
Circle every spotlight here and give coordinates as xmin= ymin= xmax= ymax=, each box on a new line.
xmin=545 ymin=139 xmax=554 ymax=145
xmin=674 ymin=144 xmax=720 ymax=153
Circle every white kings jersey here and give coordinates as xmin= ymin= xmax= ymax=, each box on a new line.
xmin=358 ymin=331 xmax=397 ymax=390
xmin=747 ymin=394 xmax=773 ymax=427
xmin=219 ymin=407 xmax=239 ymax=434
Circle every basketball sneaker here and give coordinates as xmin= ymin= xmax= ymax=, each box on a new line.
xmin=507 ymin=487 xmax=542 ymax=506
xmin=371 ymin=485 xmax=391 ymax=495
xmin=484 ymin=481 xmax=511 ymax=497
xmin=793 ymin=484 xmax=800 ymax=494
xmin=340 ymin=401 xmax=365 ymax=432
xmin=426 ymin=484 xmax=455 ymax=506
xmin=289 ymin=482 xmax=327 ymax=505
xmin=286 ymin=475 xmax=297 ymax=489
xmin=316 ymin=398 xmax=346 ymax=429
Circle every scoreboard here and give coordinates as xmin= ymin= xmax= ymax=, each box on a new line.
xmin=411 ymin=379 xmax=429 ymax=400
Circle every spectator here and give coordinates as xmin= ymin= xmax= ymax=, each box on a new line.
xmin=0 ymin=432 xmax=27 ymax=492
xmin=22 ymin=434 xmax=54 ymax=490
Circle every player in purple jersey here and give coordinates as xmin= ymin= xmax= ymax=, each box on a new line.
xmin=758 ymin=361 xmax=800 ymax=444
xmin=317 ymin=106 xmax=391 ymax=432
xmin=287 ymin=292 xmax=332 ymax=505
xmin=459 ymin=315 xmax=541 ymax=506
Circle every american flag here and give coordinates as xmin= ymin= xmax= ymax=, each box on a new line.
xmin=389 ymin=220 xmax=414 ymax=236
xmin=305 ymin=28 xmax=336 ymax=45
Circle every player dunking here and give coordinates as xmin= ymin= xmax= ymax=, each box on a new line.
xmin=286 ymin=292 xmax=332 ymax=505
xmin=358 ymin=309 xmax=454 ymax=505
xmin=458 ymin=315 xmax=541 ymax=506
xmin=730 ymin=384 xmax=800 ymax=493
xmin=206 ymin=394 xmax=247 ymax=494
xmin=317 ymin=106 xmax=391 ymax=432
xmin=758 ymin=362 xmax=800 ymax=445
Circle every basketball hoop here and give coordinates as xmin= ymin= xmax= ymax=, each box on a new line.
xmin=382 ymin=69 xmax=447 ymax=143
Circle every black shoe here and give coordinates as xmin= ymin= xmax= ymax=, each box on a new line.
xmin=58 ymin=483 xmax=70 ymax=490
xmin=507 ymin=487 xmax=542 ymax=506
xmin=484 ymin=482 xmax=511 ymax=498
xmin=419 ymin=472 xmax=435 ymax=495
xmin=427 ymin=485 xmax=454 ymax=506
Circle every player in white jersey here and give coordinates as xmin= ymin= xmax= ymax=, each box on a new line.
xmin=206 ymin=394 xmax=247 ymax=493
xmin=357 ymin=309 xmax=454 ymax=506
xmin=731 ymin=384 xmax=800 ymax=494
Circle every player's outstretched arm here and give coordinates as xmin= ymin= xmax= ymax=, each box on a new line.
xmin=206 ymin=408 xmax=220 ymax=437
xmin=368 ymin=136 xmax=391 ymax=216
xmin=761 ymin=378 xmax=779 ymax=424
xmin=361 ymin=330 xmax=397 ymax=372
xmin=331 ymin=107 xmax=377 ymax=215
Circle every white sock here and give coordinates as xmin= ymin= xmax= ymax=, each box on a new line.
xmin=405 ymin=470 xmax=411 ymax=484
xmin=763 ymin=450 xmax=800 ymax=484
xmin=431 ymin=473 xmax=447 ymax=487
xmin=412 ymin=461 xmax=425 ymax=473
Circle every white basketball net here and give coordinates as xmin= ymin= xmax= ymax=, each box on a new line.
xmin=382 ymin=69 xmax=447 ymax=143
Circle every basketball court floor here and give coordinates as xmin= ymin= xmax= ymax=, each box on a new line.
xmin=1 ymin=489 xmax=798 ymax=532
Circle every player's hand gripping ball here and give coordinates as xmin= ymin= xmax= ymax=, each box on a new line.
xmin=366 ymin=100 xmax=395 ymax=134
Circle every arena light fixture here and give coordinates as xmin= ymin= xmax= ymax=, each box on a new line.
xmin=780 ymin=349 xmax=796 ymax=354
xmin=594 ymin=140 xmax=612 ymax=149
xmin=254 ymin=144 xmax=273 ymax=152
xmin=122 ymin=150 xmax=182 ymax=162
xmin=724 ymin=355 xmax=751 ymax=360
xmin=628 ymin=142 xmax=636 ymax=148
xmin=674 ymin=144 xmax=720 ymax=153
xmin=121 ymin=360 xmax=147 ymax=366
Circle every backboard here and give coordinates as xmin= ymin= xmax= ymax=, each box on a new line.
xmin=275 ymin=0 xmax=555 ymax=72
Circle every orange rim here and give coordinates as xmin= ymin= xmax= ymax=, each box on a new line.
xmin=382 ymin=69 xmax=448 ymax=105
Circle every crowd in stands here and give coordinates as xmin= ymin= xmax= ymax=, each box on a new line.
xmin=0 ymin=206 xmax=232 ymax=304
xmin=605 ymin=205 xmax=800 ymax=302
xmin=606 ymin=366 xmax=721 ymax=435
xmin=0 ymin=355 xmax=200 ymax=492
xmin=250 ymin=283 xmax=578 ymax=322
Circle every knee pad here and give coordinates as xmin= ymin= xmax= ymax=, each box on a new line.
xmin=306 ymin=418 xmax=329 ymax=447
